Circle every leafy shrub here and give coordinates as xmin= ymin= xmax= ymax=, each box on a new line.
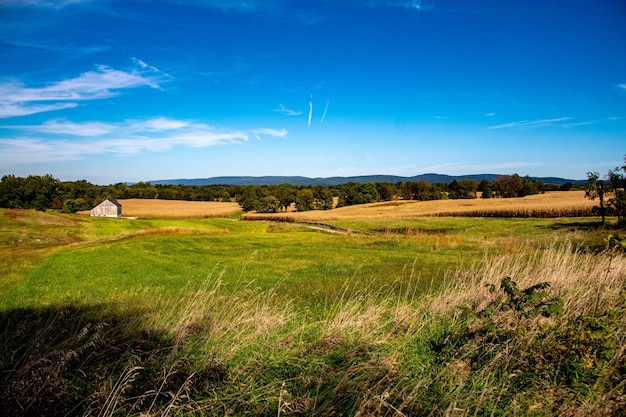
xmin=485 ymin=276 xmax=564 ymax=318
xmin=606 ymin=233 xmax=626 ymax=251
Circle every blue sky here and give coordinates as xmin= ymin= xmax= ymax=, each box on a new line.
xmin=1 ymin=0 xmax=624 ymax=184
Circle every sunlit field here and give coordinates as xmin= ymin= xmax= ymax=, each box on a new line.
xmin=243 ymin=190 xmax=595 ymax=221
xmin=1 ymin=204 xmax=624 ymax=416
xmin=79 ymin=199 xmax=242 ymax=218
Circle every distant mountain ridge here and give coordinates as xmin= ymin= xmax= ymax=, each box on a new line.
xmin=149 ymin=173 xmax=584 ymax=186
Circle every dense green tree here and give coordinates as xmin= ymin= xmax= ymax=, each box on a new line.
xmin=520 ymin=176 xmax=544 ymax=197
xmin=585 ymin=172 xmax=608 ymax=225
xmin=401 ymin=181 xmax=441 ymax=201
xmin=337 ymin=182 xmax=379 ymax=207
xmin=277 ymin=183 xmax=296 ymax=211
xmin=447 ymin=179 xmax=478 ymax=199
xmin=0 ymin=175 xmax=23 ymax=208
xmin=61 ymin=180 xmax=105 ymax=208
xmin=376 ymin=182 xmax=398 ymax=201
xmin=477 ymin=179 xmax=491 ymax=192
xmin=112 ymin=183 xmax=128 ymax=198
xmin=356 ymin=182 xmax=379 ymax=203
xmin=492 ymin=174 xmax=544 ymax=198
xmin=400 ymin=182 xmax=413 ymax=200
xmin=295 ymin=189 xmax=314 ymax=211
xmin=478 ymin=179 xmax=493 ymax=199
xmin=61 ymin=199 xmax=78 ymax=213
xmin=0 ymin=174 xmax=62 ymax=211
xmin=256 ymin=195 xmax=281 ymax=213
xmin=493 ymin=174 xmax=524 ymax=198
xmin=607 ymin=158 xmax=626 ymax=226
xmin=313 ymin=186 xmax=334 ymax=210
xmin=237 ymin=186 xmax=267 ymax=212
xmin=129 ymin=182 xmax=158 ymax=199
xmin=153 ymin=184 xmax=178 ymax=200
xmin=219 ymin=190 xmax=231 ymax=202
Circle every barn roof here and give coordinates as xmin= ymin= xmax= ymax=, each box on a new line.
xmin=101 ymin=198 xmax=121 ymax=207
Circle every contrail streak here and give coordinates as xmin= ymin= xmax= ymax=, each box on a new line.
xmin=320 ymin=100 xmax=329 ymax=124
xmin=308 ymin=97 xmax=313 ymax=126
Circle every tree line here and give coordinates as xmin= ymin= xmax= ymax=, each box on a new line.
xmin=0 ymin=173 xmax=577 ymax=214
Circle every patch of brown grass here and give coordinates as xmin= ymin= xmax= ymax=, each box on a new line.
xmin=243 ymin=191 xmax=595 ymax=221
xmin=0 ymin=210 xmax=82 ymax=286
xmin=3 ymin=209 xmax=79 ymax=227
xmin=115 ymin=199 xmax=242 ymax=218
xmin=423 ymin=243 xmax=625 ymax=318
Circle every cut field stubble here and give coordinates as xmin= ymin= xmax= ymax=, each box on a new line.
xmin=243 ymin=191 xmax=596 ymax=221
xmin=90 ymin=199 xmax=242 ymax=218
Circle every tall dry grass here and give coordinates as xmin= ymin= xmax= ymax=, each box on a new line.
xmin=2 ymin=243 xmax=624 ymax=416
xmin=407 ymin=245 xmax=626 ymax=416
xmin=150 ymin=267 xmax=293 ymax=359
xmin=140 ymin=244 xmax=625 ymax=415
xmin=427 ymin=243 xmax=625 ymax=317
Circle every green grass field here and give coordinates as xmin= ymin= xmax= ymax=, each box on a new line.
xmin=1 ymin=208 xmax=624 ymax=416
xmin=1 ymin=211 xmax=607 ymax=311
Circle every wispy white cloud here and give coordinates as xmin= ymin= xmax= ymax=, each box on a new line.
xmin=560 ymin=120 xmax=596 ymax=128
xmin=138 ymin=117 xmax=192 ymax=131
xmin=131 ymin=57 xmax=174 ymax=80
xmin=0 ymin=117 xmax=288 ymax=165
xmin=0 ymin=64 xmax=166 ymax=118
xmin=181 ymin=0 xmax=276 ymax=13
xmin=308 ymin=97 xmax=313 ymax=126
xmin=398 ymin=0 xmax=433 ymax=11
xmin=0 ymin=137 xmax=113 ymax=164
xmin=615 ymin=83 xmax=626 ymax=94
xmin=419 ymin=161 xmax=540 ymax=174
xmin=561 ymin=116 xmax=623 ymax=128
xmin=484 ymin=112 xmax=495 ymax=117
xmin=2 ymin=0 xmax=433 ymax=13
xmin=3 ymin=38 xmax=109 ymax=55
xmin=488 ymin=117 xmax=572 ymax=129
xmin=0 ymin=102 xmax=79 ymax=118
xmin=320 ymin=100 xmax=330 ymax=124
xmin=275 ymin=103 xmax=302 ymax=116
xmin=0 ymin=0 xmax=92 ymax=7
xmin=363 ymin=0 xmax=433 ymax=11
xmin=4 ymin=120 xmax=115 ymax=136
xmin=252 ymin=128 xmax=288 ymax=140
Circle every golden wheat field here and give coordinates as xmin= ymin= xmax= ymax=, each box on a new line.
xmin=243 ymin=191 xmax=596 ymax=221
xmin=115 ymin=199 xmax=242 ymax=218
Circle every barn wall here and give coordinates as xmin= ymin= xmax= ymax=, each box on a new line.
xmin=90 ymin=201 xmax=122 ymax=217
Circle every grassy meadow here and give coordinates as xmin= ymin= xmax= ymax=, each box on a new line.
xmin=1 ymin=194 xmax=625 ymax=416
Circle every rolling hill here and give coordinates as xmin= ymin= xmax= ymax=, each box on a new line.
xmin=149 ymin=173 xmax=583 ymax=186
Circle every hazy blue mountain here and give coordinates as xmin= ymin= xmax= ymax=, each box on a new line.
xmin=149 ymin=174 xmax=584 ymax=186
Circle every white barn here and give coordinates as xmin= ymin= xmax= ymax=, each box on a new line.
xmin=90 ymin=199 xmax=122 ymax=218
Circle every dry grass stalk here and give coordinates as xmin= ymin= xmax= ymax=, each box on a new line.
xmin=423 ymin=244 xmax=625 ymax=318
xmin=98 ymin=365 xmax=143 ymax=417
xmin=150 ymin=269 xmax=293 ymax=362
